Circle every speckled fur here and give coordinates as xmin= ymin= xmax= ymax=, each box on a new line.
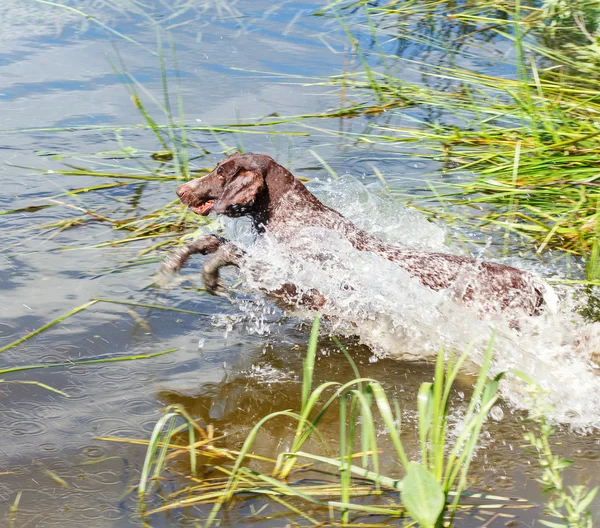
xmin=172 ymin=152 xmax=557 ymax=318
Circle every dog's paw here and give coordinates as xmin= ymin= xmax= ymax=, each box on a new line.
xmin=204 ymin=280 xmax=228 ymax=297
xmin=160 ymin=251 xmax=188 ymax=275
xmin=201 ymin=268 xmax=226 ymax=296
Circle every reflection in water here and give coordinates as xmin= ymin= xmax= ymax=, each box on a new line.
xmin=159 ymin=339 xmax=433 ymax=446
xmin=2 ymin=0 xmax=243 ymax=38
xmin=152 ymin=339 xmax=584 ymax=525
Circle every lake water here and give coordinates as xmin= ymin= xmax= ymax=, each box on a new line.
xmin=1 ymin=1 xmax=600 ymax=526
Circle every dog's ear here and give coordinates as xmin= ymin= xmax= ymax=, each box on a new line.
xmin=212 ymin=152 xmax=242 ymax=178
xmin=213 ymin=170 xmax=264 ymax=216
xmin=214 ymin=151 xmax=247 ymax=177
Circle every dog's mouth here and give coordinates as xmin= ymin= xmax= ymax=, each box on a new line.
xmin=189 ymin=200 xmax=216 ymax=216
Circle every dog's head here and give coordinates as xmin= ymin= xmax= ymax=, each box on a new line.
xmin=176 ymin=152 xmax=269 ymax=218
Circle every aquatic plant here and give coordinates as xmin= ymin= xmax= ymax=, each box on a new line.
xmin=315 ymin=0 xmax=600 ymax=279
xmin=524 ymin=395 xmax=599 ymax=528
xmin=11 ymin=0 xmax=600 ymax=288
xmin=542 ymin=0 xmax=600 ymax=72
xmin=134 ymin=318 xmax=528 ymax=526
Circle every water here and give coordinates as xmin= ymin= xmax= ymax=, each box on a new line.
xmin=1 ymin=1 xmax=600 ymax=526
xmin=222 ymin=176 xmax=600 ymax=427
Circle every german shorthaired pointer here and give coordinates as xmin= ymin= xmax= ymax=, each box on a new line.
xmin=163 ymin=152 xmax=557 ymax=318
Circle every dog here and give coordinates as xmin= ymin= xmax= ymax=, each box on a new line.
xmin=164 ymin=152 xmax=557 ymax=318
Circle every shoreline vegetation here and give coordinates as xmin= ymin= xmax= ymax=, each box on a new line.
xmin=314 ymin=0 xmax=600 ymax=276
xmin=133 ymin=320 xmax=596 ymax=527
xmin=4 ymin=0 xmax=600 ymax=526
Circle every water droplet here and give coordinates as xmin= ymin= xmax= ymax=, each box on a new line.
xmin=490 ymin=405 xmax=504 ymax=421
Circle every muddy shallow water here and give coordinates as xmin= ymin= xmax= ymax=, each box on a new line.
xmin=1 ymin=1 xmax=600 ymax=526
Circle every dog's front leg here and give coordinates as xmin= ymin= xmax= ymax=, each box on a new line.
xmin=201 ymin=243 xmax=245 ymax=296
xmin=161 ymin=235 xmax=228 ymax=274
xmin=203 ymin=251 xmax=327 ymax=307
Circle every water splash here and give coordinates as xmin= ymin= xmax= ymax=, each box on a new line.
xmin=222 ymin=175 xmax=600 ymax=428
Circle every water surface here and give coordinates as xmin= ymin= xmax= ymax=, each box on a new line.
xmin=1 ymin=1 xmax=600 ymax=526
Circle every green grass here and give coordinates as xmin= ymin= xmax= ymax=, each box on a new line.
xmin=524 ymin=411 xmax=598 ymax=528
xmin=9 ymin=0 xmax=600 ymax=281
xmin=2 ymin=32 xmax=326 ymax=272
xmin=119 ymin=318 xmax=598 ymax=527
xmin=311 ymin=0 xmax=600 ymax=277
xmin=128 ymin=317 xmax=542 ymax=527
xmin=10 ymin=0 xmax=600 ymax=287
xmin=0 ymin=296 xmax=184 ymax=391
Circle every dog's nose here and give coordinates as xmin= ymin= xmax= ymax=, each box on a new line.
xmin=175 ymin=183 xmax=187 ymax=199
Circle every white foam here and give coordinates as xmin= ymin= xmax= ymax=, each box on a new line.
xmin=222 ymin=175 xmax=600 ymax=428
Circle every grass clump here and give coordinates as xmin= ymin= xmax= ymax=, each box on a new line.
xmin=314 ymin=0 xmax=600 ymax=273
xmin=129 ymin=318 xmax=536 ymax=527
xmin=524 ymin=397 xmax=599 ymax=528
xmin=542 ymin=0 xmax=600 ymax=73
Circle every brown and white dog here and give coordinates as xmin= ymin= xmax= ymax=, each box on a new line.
xmin=164 ymin=152 xmax=557 ymax=318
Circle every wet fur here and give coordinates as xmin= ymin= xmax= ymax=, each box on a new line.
xmin=166 ymin=152 xmax=557 ymax=318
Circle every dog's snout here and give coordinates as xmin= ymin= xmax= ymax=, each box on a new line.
xmin=176 ymin=183 xmax=191 ymax=200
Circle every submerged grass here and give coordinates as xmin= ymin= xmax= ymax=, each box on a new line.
xmin=0 ymin=297 xmax=183 ymax=388
xmin=0 ymin=296 xmax=204 ymax=356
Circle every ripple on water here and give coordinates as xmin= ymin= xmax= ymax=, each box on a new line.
xmin=38 ymin=353 xmax=68 ymax=363
xmin=9 ymin=419 xmax=47 ymax=437
xmin=67 ymin=365 xmax=92 ymax=376
xmin=59 ymin=383 xmax=89 ymax=401
xmin=484 ymin=474 xmax=515 ymax=492
xmin=45 ymin=461 xmax=75 ymax=475
xmin=0 ymin=321 xmax=18 ymax=339
xmin=94 ymin=379 xmax=126 ymax=392
xmin=95 ymin=364 xmax=133 ymax=382
xmin=80 ymin=506 xmax=126 ymax=522
xmin=81 ymin=445 xmax=107 ymax=459
xmin=80 ymin=468 xmax=124 ymax=486
xmin=30 ymin=403 xmax=69 ymax=421
xmin=144 ymin=355 xmax=180 ymax=372
xmin=38 ymin=506 xmax=126 ymax=524
xmin=129 ymin=371 xmax=154 ymax=383
xmin=580 ymin=449 xmax=600 ymax=461
xmin=39 ymin=442 xmax=59 ymax=453
xmin=121 ymin=397 xmax=155 ymax=417
xmin=106 ymin=283 xmax=131 ymax=295
xmin=84 ymin=416 xmax=144 ymax=438
xmin=141 ymin=417 xmax=161 ymax=435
